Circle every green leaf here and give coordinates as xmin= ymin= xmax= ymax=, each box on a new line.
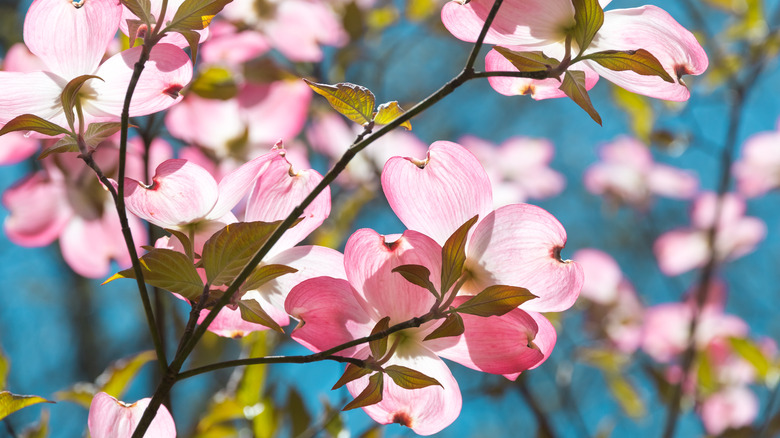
xmin=0 ymin=114 xmax=70 ymax=138
xmin=238 ymin=300 xmax=283 ymax=333
xmin=165 ymin=228 xmax=195 ymax=261
xmin=83 ymin=122 xmax=123 ymax=148
xmin=582 ymin=49 xmax=674 ymax=82
xmin=178 ymin=29 xmax=203 ymax=65
xmin=304 ymin=79 xmax=376 ymax=126
xmin=576 ymin=347 xmax=629 ymax=373
xmin=20 ymin=409 xmax=49 ymax=438
xmin=383 ymin=365 xmax=442 ymax=389
xmin=342 ymin=372 xmax=383 ymax=411
xmin=240 ymin=264 xmax=298 ymax=294
xmin=373 ymin=101 xmax=411 ymax=130
xmin=391 ymin=264 xmax=438 ymax=299
xmin=571 ymin=0 xmax=604 ymax=54
xmin=286 ymin=388 xmax=311 ymax=437
xmin=423 ymin=313 xmax=465 ymax=341
xmin=194 ymin=397 xmax=246 ymax=434
xmin=441 ymin=215 xmax=479 ymax=294
xmin=166 ymin=0 xmax=232 ymax=31
xmin=0 ymin=347 xmax=7 ymax=389
xmin=54 ymin=384 xmax=96 ymax=409
xmin=559 ymin=70 xmax=602 ymax=125
xmin=492 ymin=47 xmax=560 ymax=73
xmin=0 ymin=392 xmax=54 ymax=421
xmin=191 ymin=66 xmax=238 ymax=100
xmin=201 ymin=221 xmax=284 ymax=286
xmin=369 ymin=317 xmax=391 ymax=359
xmin=38 ymin=136 xmax=78 ymax=159
xmin=696 ymin=351 xmax=717 ymax=396
xmin=728 ymin=336 xmax=771 ymax=380
xmin=613 ymin=87 xmax=654 ymax=142
xmin=605 ymin=374 xmax=645 ymax=418
xmin=120 ymin=0 xmax=153 ymax=27
xmin=236 ymin=331 xmax=270 ymax=406
xmin=455 ymin=285 xmax=537 ymax=317
xmin=99 ymin=350 xmax=157 ymax=399
xmin=104 ymin=248 xmax=204 ymax=300
xmin=61 ymin=75 xmax=102 ymax=131
xmin=332 ymin=363 xmax=374 ymax=390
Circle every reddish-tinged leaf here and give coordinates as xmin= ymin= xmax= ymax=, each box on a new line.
xmin=392 ymin=264 xmax=438 ymax=299
xmin=166 ymin=0 xmax=232 ymax=31
xmin=177 ymin=29 xmax=202 ymax=65
xmin=423 ymin=313 xmax=465 ymax=341
xmin=342 ymin=373 xmax=383 ymax=411
xmin=572 ymin=0 xmax=604 ymax=54
xmin=61 ymin=75 xmax=103 ymax=131
xmin=369 ymin=317 xmax=391 ymax=359
xmin=493 ymin=47 xmax=560 ymax=73
xmin=238 ymin=300 xmax=284 ymax=333
xmin=165 ymin=228 xmax=195 ymax=261
xmin=0 ymin=114 xmax=70 ymax=137
xmin=126 ymin=19 xmax=145 ymax=48
xmin=373 ymin=101 xmax=411 ymax=130
xmin=83 ymin=122 xmax=123 ymax=148
xmin=120 ymin=0 xmax=153 ymax=27
xmin=304 ymin=79 xmax=376 ymax=126
xmin=455 ymin=285 xmax=537 ymax=317
xmin=38 ymin=136 xmax=78 ymax=159
xmin=383 ymin=365 xmax=442 ymax=389
xmin=240 ymin=264 xmax=297 ymax=294
xmin=441 ymin=215 xmax=479 ymax=294
xmin=332 ymin=363 xmax=373 ymax=390
xmin=104 ymin=248 xmax=204 ymax=299
xmin=201 ymin=221 xmax=283 ymax=286
xmin=0 ymin=392 xmax=53 ymax=420
xmin=583 ymin=49 xmax=674 ymax=82
xmin=560 ymin=71 xmax=602 ymax=125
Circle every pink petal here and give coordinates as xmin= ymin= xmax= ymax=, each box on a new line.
xmin=88 ymin=392 xmax=176 ymax=438
xmin=485 ymin=46 xmax=600 ymax=100
xmin=3 ymin=43 xmax=47 ymax=73
xmin=382 ymin=141 xmax=493 ymax=245
xmin=243 ymin=151 xmax=330 ymax=255
xmin=640 ymin=303 xmax=691 ymax=363
xmin=209 ymin=151 xmax=276 ymax=220
xmin=346 ymin=344 xmax=462 ymax=436
xmin=198 ymin=299 xmax=289 ymax=338
xmin=647 ymin=164 xmax=699 ymax=199
xmin=164 ymin=95 xmax=244 ymax=153
xmin=0 ymin=131 xmax=40 ymax=165
xmin=200 ymin=23 xmax=270 ymax=65
xmin=691 ymin=192 xmax=745 ymax=229
xmin=733 ymin=129 xmax=780 ymax=198
xmin=465 ymin=204 xmax=582 ymax=312
xmin=0 ymin=71 xmax=67 ymax=127
xmin=286 ymin=276 xmax=374 ymax=356
xmin=3 ymin=171 xmax=71 ymax=247
xmin=426 ymin=297 xmax=544 ymax=375
xmin=700 ymin=387 xmax=759 ymax=435
xmin=344 ymin=229 xmax=441 ymax=322
xmin=240 ymin=80 xmax=312 ymax=145
xmin=586 ymin=6 xmax=708 ymax=101
xmin=441 ymin=0 xmax=575 ymax=46
xmin=263 ymin=0 xmax=347 ymax=62
xmin=123 ymin=159 xmax=219 ymax=228
xmin=653 ymin=229 xmax=708 ymax=276
xmin=572 ymin=248 xmax=622 ymax=304
xmin=119 ymin=0 xmax=209 ymax=49
xmin=23 ymin=0 xmax=122 ymax=78
xmin=89 ymin=44 xmax=193 ymax=118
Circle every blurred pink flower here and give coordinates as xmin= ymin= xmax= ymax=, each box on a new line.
xmin=654 ymin=192 xmax=766 ymax=276
xmin=458 ymin=135 xmax=565 ymax=206
xmin=442 ymin=0 xmax=707 ymax=100
xmin=733 ymin=119 xmax=780 ymax=198
xmin=585 ymin=136 xmax=698 ymax=209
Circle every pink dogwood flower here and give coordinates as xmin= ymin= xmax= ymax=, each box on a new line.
xmin=88 ymin=392 xmax=175 ymax=437
xmin=441 ymin=0 xmax=708 ymax=101
xmin=381 ymin=141 xmax=582 ymax=313
xmin=654 ymin=192 xmax=766 ymax=276
xmin=585 ymin=136 xmax=698 ymax=209
xmin=733 ymin=119 xmax=780 ymax=198
xmin=458 ymin=135 xmax=565 ymax=206
xmin=286 ymin=228 xmax=555 ymax=435
xmin=0 ymin=0 xmax=192 ymax=131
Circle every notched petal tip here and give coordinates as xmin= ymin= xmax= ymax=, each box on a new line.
xmin=393 ymin=411 xmax=413 ymax=428
xmin=162 ymin=84 xmax=184 ymax=99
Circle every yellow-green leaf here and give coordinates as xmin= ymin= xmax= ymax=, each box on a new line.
xmin=456 ymin=285 xmax=537 ymax=317
xmin=99 ymin=350 xmax=157 ymax=399
xmin=613 ymin=87 xmax=654 ymax=142
xmin=373 ymin=101 xmax=411 ymax=130
xmin=0 ymin=114 xmax=70 ymax=138
xmin=0 ymin=392 xmax=54 ymax=421
xmin=121 ymin=0 xmax=153 ymax=27
xmin=423 ymin=313 xmax=465 ymax=341
xmin=166 ymin=0 xmax=232 ymax=31
xmin=238 ymin=300 xmax=283 ymax=333
xmin=383 ymin=365 xmax=442 ymax=389
xmin=332 ymin=363 xmax=374 ymax=390
xmin=559 ymin=70 xmax=602 ymax=125
xmin=240 ymin=264 xmax=298 ymax=294
xmin=606 ymin=374 xmax=645 ymax=418
xmin=38 ymin=136 xmax=78 ymax=160
xmin=343 ymin=373 xmax=383 ymax=411
xmin=583 ymin=49 xmax=674 ymax=82
xmin=441 ymin=215 xmax=479 ymax=294
xmin=190 ymin=66 xmax=238 ymax=100
xmin=304 ymin=79 xmax=376 ymax=126
xmin=61 ymin=75 xmax=102 ymax=131
xmin=104 ymin=248 xmax=204 ymax=299
xmin=571 ymin=0 xmax=604 ymax=54
xmin=493 ymin=47 xmax=560 ymax=73
xmin=728 ymin=336 xmax=771 ymax=380
xmin=369 ymin=317 xmax=391 ymax=359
